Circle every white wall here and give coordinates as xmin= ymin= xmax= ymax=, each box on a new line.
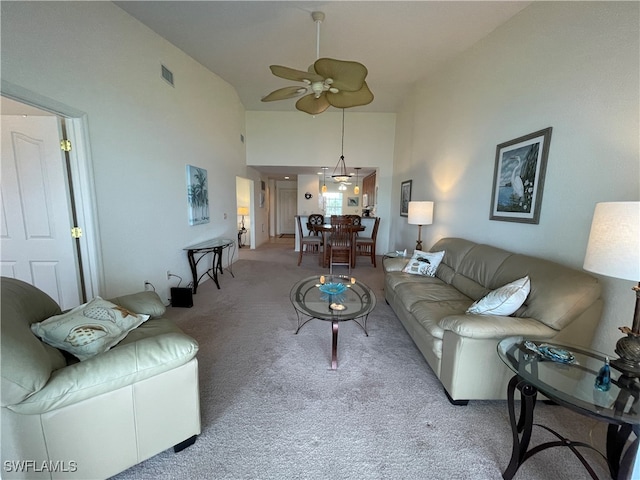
xmin=246 ymin=111 xmax=395 ymax=254
xmin=392 ymin=1 xmax=639 ymax=355
xmin=1 ymin=2 xmax=247 ymax=298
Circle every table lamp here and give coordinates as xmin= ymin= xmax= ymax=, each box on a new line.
xmin=237 ymin=207 xmax=249 ymax=231
xmin=408 ymin=201 xmax=434 ymax=251
xmin=583 ymin=201 xmax=640 ymax=375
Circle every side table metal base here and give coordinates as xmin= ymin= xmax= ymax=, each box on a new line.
xmin=503 ymin=375 xmax=613 ymax=480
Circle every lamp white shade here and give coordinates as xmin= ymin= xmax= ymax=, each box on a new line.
xmin=408 ymin=201 xmax=434 ymax=225
xmin=583 ymin=201 xmax=640 ymax=281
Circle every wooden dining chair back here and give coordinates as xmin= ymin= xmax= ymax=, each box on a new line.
xmin=328 ymin=221 xmax=352 ymax=275
xmin=356 ymin=217 xmax=381 ymax=267
xmin=296 ymin=215 xmax=322 ymax=266
xmin=346 ymin=215 xmax=362 ymax=226
xmin=330 ymin=215 xmax=354 ymax=226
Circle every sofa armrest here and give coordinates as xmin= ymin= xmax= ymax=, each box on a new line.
xmin=382 ymin=257 xmax=410 ymax=272
xmin=8 ymin=332 xmax=198 ymax=414
xmin=109 ymin=291 xmax=166 ymax=318
xmin=439 ymin=314 xmax=557 ymax=340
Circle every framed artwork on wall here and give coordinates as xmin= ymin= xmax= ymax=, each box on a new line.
xmin=186 ymin=165 xmax=209 ymax=225
xmin=489 ymin=127 xmax=552 ymax=224
xmin=348 ymin=197 xmax=359 ymax=207
xmin=400 ymin=180 xmax=412 ymax=217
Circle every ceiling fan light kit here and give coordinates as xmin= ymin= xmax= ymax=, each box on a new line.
xmin=261 ymin=11 xmax=373 ymax=115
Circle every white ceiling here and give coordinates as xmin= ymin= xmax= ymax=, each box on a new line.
xmin=115 ymin=1 xmax=531 ymax=114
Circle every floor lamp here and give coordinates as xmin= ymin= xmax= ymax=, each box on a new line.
xmin=408 ymin=201 xmax=434 ymax=251
xmin=583 ymin=201 xmax=640 ymax=375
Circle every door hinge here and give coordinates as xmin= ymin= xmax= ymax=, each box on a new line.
xmin=60 ymin=139 xmax=72 ymax=152
xmin=71 ymin=227 xmax=83 ymax=239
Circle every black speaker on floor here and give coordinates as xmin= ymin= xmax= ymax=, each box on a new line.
xmin=171 ymin=287 xmax=193 ymax=308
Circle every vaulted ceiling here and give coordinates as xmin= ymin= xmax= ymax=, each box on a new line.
xmin=115 ymin=1 xmax=531 ymax=114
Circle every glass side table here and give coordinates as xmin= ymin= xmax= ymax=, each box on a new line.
xmin=497 ymin=336 xmax=639 ymax=480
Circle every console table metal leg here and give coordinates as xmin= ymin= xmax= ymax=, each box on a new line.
xmin=187 ymin=251 xmax=199 ymax=294
xmin=331 ymin=321 xmax=339 ymax=370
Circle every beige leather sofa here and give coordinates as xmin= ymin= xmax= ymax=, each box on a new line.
xmin=383 ymin=238 xmax=603 ymax=404
xmin=1 ymin=277 xmax=201 ymax=479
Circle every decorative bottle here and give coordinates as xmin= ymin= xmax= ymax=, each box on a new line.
xmin=594 ymin=357 xmax=611 ymax=392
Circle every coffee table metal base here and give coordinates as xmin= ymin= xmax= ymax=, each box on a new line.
xmin=294 ymin=313 xmax=369 ymax=370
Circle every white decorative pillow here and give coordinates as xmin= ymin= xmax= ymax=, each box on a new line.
xmin=466 ymin=276 xmax=531 ymax=316
xmin=402 ymin=250 xmax=445 ymax=277
xmin=31 ymin=296 xmax=150 ymax=360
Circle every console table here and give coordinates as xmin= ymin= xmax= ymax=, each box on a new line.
xmin=184 ymin=238 xmax=235 ymax=293
xmin=498 ymin=336 xmax=639 ymax=480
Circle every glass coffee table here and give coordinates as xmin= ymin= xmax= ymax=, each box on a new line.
xmin=290 ymin=275 xmax=376 ymax=369
xmin=498 ymin=336 xmax=639 ymax=480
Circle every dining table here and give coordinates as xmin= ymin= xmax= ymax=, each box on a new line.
xmin=307 ymin=223 xmax=366 ymax=268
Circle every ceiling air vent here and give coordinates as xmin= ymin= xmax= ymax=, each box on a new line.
xmin=161 ymin=64 xmax=174 ymax=87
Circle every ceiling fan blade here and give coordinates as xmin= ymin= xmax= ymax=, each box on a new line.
xmin=313 ymin=58 xmax=368 ymax=92
xmin=261 ymin=86 xmax=308 ymax=102
xmin=295 ymin=93 xmax=331 ymax=115
xmin=326 ymin=81 xmax=374 ymax=109
xmin=270 ymin=65 xmax=323 ymax=83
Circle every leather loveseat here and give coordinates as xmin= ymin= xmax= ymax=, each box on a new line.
xmin=1 ymin=277 xmax=201 ymax=479
xmin=383 ymin=237 xmax=603 ymax=404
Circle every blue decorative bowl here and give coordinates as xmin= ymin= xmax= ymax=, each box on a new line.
xmin=538 ymin=345 xmax=575 ymax=364
xmin=319 ymin=283 xmax=347 ymax=295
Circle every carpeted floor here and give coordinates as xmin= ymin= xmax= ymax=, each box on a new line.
xmin=112 ymin=240 xmax=613 ymax=480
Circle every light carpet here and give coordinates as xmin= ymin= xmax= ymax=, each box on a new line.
xmin=112 ymin=241 xmax=611 ymax=480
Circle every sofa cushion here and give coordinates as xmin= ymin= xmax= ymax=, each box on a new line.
xmin=1 ymin=278 xmax=67 ymax=407
xmin=402 ymin=250 xmax=445 ymax=277
xmin=31 ymin=297 xmax=150 ymax=361
xmin=466 ymin=276 xmax=530 ymax=316
xmin=431 ymin=238 xmax=476 ymax=284
xmin=412 ymin=299 xmax=473 ymax=340
xmin=493 ymin=255 xmax=601 ymax=330
xmin=394 ymin=280 xmax=470 ymax=312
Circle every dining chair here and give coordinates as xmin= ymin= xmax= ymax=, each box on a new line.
xmin=307 ymin=214 xmax=325 ymax=236
xmin=330 ymin=215 xmax=354 ymax=225
xmin=328 ymin=221 xmax=352 ymax=275
xmin=296 ymin=215 xmax=322 ymax=266
xmin=356 ymin=217 xmax=380 ymax=267
xmin=346 ymin=215 xmax=362 ymax=226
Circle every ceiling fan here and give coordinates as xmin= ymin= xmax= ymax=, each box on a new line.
xmin=261 ymin=11 xmax=374 ymax=115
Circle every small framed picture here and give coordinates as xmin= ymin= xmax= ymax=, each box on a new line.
xmin=490 ymin=127 xmax=552 ymax=224
xmin=400 ymin=180 xmax=412 ymax=217
xmin=347 ymin=197 xmax=359 ymax=207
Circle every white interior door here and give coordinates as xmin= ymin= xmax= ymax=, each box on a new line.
xmin=278 ymin=188 xmax=297 ymax=235
xmin=1 ymin=115 xmax=81 ymax=309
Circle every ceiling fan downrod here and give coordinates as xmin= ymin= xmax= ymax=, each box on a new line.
xmin=312 ymin=11 xmax=325 ymax=60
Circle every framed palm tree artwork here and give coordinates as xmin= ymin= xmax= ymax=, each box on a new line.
xmin=489 ymin=127 xmax=552 ymax=224
xmin=186 ymin=165 xmax=210 ymax=225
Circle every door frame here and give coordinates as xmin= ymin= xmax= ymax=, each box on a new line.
xmin=1 ymin=80 xmax=103 ymax=299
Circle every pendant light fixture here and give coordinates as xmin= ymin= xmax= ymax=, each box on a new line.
xmin=354 ymin=168 xmax=361 ymax=195
xmin=331 ymin=109 xmax=351 ymax=183
xmin=321 ymin=167 xmax=328 ymax=193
